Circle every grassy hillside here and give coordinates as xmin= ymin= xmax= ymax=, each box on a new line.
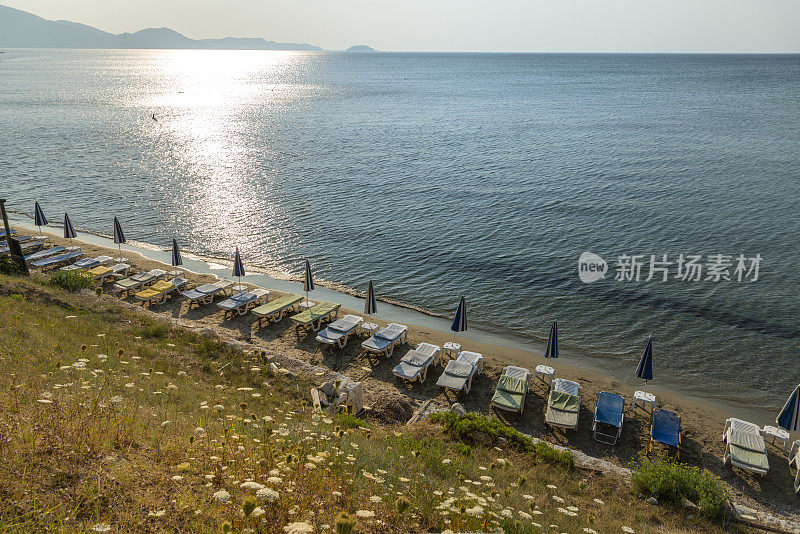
xmin=0 ymin=274 xmax=742 ymax=533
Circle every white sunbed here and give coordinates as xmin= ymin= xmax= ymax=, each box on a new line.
xmin=456 ymin=351 xmax=484 ymax=375
xmin=722 ymin=418 xmax=770 ymax=476
xmin=490 ymin=365 xmax=532 ymax=415
xmin=316 ymin=315 xmax=363 ymax=348
xmin=414 ymin=342 xmax=441 ymax=364
xmin=436 ymin=359 xmax=478 ymax=394
xmin=502 ymin=365 xmax=532 ymax=384
xmin=361 ymin=323 xmax=408 ymax=357
xmin=181 ymin=280 xmax=235 ymax=307
xmin=392 ymin=349 xmax=438 ymax=384
xmin=113 ymin=269 xmax=167 ymax=297
xmin=217 ymin=289 xmax=270 ymax=317
xmin=545 ymin=378 xmax=583 ymax=430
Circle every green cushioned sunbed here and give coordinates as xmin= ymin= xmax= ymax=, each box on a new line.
xmin=252 ymin=294 xmax=303 ymax=318
xmin=491 ymin=375 xmax=527 ymax=412
xmin=545 ymin=390 xmax=580 ymax=429
xmin=727 ymin=428 xmax=769 ymax=473
xmin=291 ymin=301 xmax=340 ymax=326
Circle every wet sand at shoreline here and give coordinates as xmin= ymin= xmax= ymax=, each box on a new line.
xmin=14 ymin=231 xmax=800 ymax=522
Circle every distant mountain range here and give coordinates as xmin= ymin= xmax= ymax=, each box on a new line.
xmin=346 ymin=45 xmax=376 ymax=52
xmin=0 ymin=4 xmax=323 ymax=51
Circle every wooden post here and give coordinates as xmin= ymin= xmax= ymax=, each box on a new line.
xmin=0 ymin=199 xmax=29 ymax=275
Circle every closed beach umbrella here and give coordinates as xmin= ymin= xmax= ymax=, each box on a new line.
xmin=63 ymin=212 xmax=76 ymax=246
xmin=636 ymin=336 xmax=654 ymax=389
xmin=34 ymin=201 xmax=48 ymax=234
xmin=451 ymin=296 xmax=467 ymax=333
xmin=777 ymin=385 xmax=800 ymax=433
xmin=171 ymin=238 xmax=183 ymax=268
xmin=232 ymin=246 xmax=245 ymax=290
xmin=112 ymin=216 xmax=126 ymax=260
xmin=364 ymin=279 xmax=377 ymax=316
xmin=544 ymin=320 xmax=559 ymax=360
xmin=303 ymin=259 xmax=314 ymax=306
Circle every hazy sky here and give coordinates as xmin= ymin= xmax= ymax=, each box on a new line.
xmin=5 ymin=0 xmax=800 ymax=52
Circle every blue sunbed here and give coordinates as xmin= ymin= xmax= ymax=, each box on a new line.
xmin=593 ymin=392 xmax=625 ymax=445
xmin=0 ymin=229 xmax=16 ymax=239
xmin=31 ymin=251 xmax=84 ymax=269
xmin=25 ymin=246 xmax=66 ymax=263
xmin=650 ymin=409 xmax=681 ymax=458
xmin=0 ymin=239 xmax=45 ymax=253
xmin=216 ymin=289 xmax=270 ymax=317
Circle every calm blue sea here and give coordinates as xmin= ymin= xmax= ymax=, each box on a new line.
xmin=2 ymin=49 xmax=798 ymax=409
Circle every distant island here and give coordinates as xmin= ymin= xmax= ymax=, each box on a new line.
xmin=0 ymin=4 xmax=322 ymax=51
xmin=346 ymin=45 xmax=376 ymax=52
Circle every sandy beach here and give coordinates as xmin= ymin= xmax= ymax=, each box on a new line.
xmin=12 ymin=228 xmax=800 ymax=524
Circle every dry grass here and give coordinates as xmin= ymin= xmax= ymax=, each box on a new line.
xmin=0 ymin=274 xmax=747 ymax=533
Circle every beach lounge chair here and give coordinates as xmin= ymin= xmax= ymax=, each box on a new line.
xmin=593 ymin=392 xmax=625 ymax=445
xmin=181 ymin=280 xmax=234 ymax=308
xmin=84 ymin=263 xmax=129 ymax=285
xmin=216 ymin=289 xmax=270 ymax=318
xmin=30 ymin=250 xmax=84 ymax=270
xmin=361 ymin=323 xmax=408 ymax=357
xmin=490 ymin=369 xmax=529 ymax=414
xmin=436 ymin=359 xmax=478 ymax=394
xmin=0 ymin=229 xmax=15 ymax=239
xmin=252 ymin=293 xmax=304 ymax=325
xmin=134 ymin=280 xmax=178 ymax=307
xmin=61 ymin=255 xmax=113 ymax=272
xmin=457 ymin=351 xmax=484 ymax=374
xmin=0 ymin=239 xmax=45 ymax=254
xmin=316 ymin=314 xmax=363 ymax=347
xmin=291 ymin=301 xmax=341 ymax=333
xmin=113 ymin=269 xmax=167 ymax=297
xmin=393 ymin=349 xmax=437 ymax=383
xmin=24 ymin=246 xmax=65 ymax=264
xmin=545 ymin=378 xmax=582 ymax=430
xmin=789 ymin=441 xmax=800 ymax=495
xmin=415 ymin=342 xmax=441 ymax=364
xmin=722 ymin=418 xmax=769 ymax=476
xmin=650 ymin=409 xmax=682 ymax=459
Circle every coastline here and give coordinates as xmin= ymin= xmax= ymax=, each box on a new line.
xmin=5 ymin=213 xmax=777 ymax=424
xmin=7 ymin=220 xmax=800 ymax=519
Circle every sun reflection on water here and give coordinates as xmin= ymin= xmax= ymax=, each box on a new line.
xmin=143 ymin=50 xmax=316 ymax=260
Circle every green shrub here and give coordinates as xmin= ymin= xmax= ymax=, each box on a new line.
xmin=48 ymin=270 xmax=94 ymax=292
xmin=0 ymin=255 xmax=22 ymax=275
xmin=631 ymin=457 xmax=728 ymax=519
xmin=430 ymin=412 xmax=574 ymax=470
xmin=455 ymin=442 xmax=472 ymax=456
xmin=336 ymin=411 xmax=370 ymax=429
xmin=139 ymin=322 xmax=169 ymax=339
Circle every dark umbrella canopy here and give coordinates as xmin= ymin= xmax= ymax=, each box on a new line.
xmin=777 ymin=385 xmax=800 ymax=432
xmin=451 ymin=296 xmax=467 ymax=333
xmin=636 ymin=336 xmax=654 ymax=382
xmin=34 ymin=201 xmax=48 ymax=229
xmin=232 ymin=247 xmax=245 ymax=278
xmin=63 ymin=213 xmax=76 ymax=239
xmin=364 ymin=280 xmax=377 ymax=315
xmin=112 ymin=217 xmax=126 ymax=244
xmin=171 ymin=239 xmax=183 ymax=267
xmin=544 ymin=320 xmax=559 ymax=359
xmin=303 ymin=260 xmax=315 ymax=292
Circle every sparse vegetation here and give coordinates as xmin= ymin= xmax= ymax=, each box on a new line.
xmin=0 ymin=274 xmax=740 ymax=532
xmin=431 ymin=411 xmax=576 ymax=470
xmin=47 ymin=269 xmax=94 ymax=291
xmin=631 ymin=457 xmax=729 ymax=519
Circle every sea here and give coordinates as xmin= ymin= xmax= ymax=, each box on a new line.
xmin=1 ymin=49 xmax=798 ymax=411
